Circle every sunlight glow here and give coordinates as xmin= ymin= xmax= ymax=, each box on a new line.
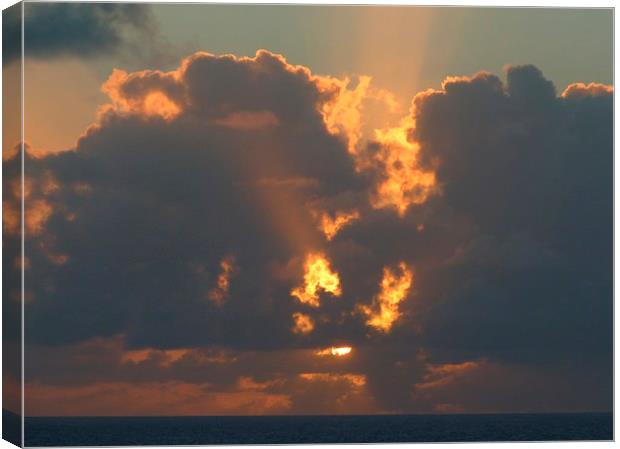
xmin=371 ymin=117 xmax=437 ymax=216
xmin=314 ymin=209 xmax=360 ymax=241
xmin=360 ymin=262 xmax=412 ymax=332
xmin=291 ymin=252 xmax=341 ymax=307
xmin=316 ymin=346 xmax=353 ymax=357
xmin=292 ymin=312 xmax=315 ymax=335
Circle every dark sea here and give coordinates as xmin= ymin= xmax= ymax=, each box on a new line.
xmin=21 ymin=412 xmax=612 ymax=446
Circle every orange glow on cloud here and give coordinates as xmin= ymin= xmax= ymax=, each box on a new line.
xmin=292 ymin=312 xmax=315 ymax=335
xmin=291 ymin=252 xmax=341 ymax=307
xmin=321 ymin=75 xmax=400 ymax=157
xmin=236 ymin=376 xmax=282 ymax=391
xmin=122 ymin=348 xmax=190 ymax=367
xmin=371 ymin=117 xmax=437 ymax=216
xmin=415 ymin=360 xmax=483 ymax=390
xmin=44 ymin=249 xmax=69 ymax=266
xmin=3 ymin=201 xmax=20 ymax=235
xmin=26 ymin=199 xmax=53 ymax=236
xmin=208 ymin=255 xmax=236 ymax=305
xmin=101 ymin=69 xmax=181 ymax=121
xmin=121 ymin=346 xmax=236 ymax=367
xmin=314 ymin=209 xmax=360 ymax=241
xmin=142 ymin=91 xmax=181 ymax=120
xmin=98 ymin=50 xmax=439 ymax=221
xmin=316 ymin=346 xmax=352 ymax=357
xmin=561 ymin=82 xmax=613 ymax=98
xmin=100 ymin=50 xmax=343 ymax=127
xmin=299 ymin=372 xmax=365 ymax=387
xmin=4 ymin=170 xmax=61 ymax=238
xmin=361 ymin=262 xmax=412 ymax=332
xmin=321 ymin=76 xmax=372 ymax=155
xmin=25 ymin=381 xmax=291 ymax=416
xmin=39 ymin=171 xmax=60 ymax=195
xmin=319 ymin=73 xmax=437 ymax=217
xmin=120 ymin=349 xmax=152 ymax=364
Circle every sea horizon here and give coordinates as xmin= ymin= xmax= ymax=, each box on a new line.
xmin=5 ymin=410 xmax=613 ymax=446
xmin=15 ymin=410 xmax=616 ymax=419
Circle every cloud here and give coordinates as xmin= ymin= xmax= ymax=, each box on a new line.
xmin=13 ymin=51 xmax=612 ymax=415
xmin=359 ymin=262 xmax=413 ymax=332
xmin=26 ymin=381 xmax=292 ymax=417
xmin=24 ymin=336 xmax=378 ymax=416
xmin=312 ymin=209 xmax=360 ymax=241
xmin=408 ymin=65 xmax=612 ymax=371
xmin=292 ymin=313 xmax=315 ymax=335
xmin=414 ymin=360 xmax=483 ymax=391
xmin=207 ymin=255 xmax=237 ymax=305
xmin=561 ymin=82 xmax=614 ymax=99
xmin=291 ymin=252 xmax=342 ymax=307
xmin=17 ymin=50 xmax=366 ymax=351
xmin=4 ymin=4 xmax=161 ymax=63
xmin=411 ymin=357 xmax=611 ymax=414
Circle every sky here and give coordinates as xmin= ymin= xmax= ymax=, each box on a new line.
xmin=2 ymin=3 xmax=613 ymax=416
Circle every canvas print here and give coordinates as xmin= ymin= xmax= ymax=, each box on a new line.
xmin=2 ymin=2 xmax=614 ymax=446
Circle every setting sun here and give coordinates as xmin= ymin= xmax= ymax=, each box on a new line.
xmin=316 ymin=346 xmax=353 ymax=357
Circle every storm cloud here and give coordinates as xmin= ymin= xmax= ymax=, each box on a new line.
xmin=7 ymin=50 xmax=612 ymax=415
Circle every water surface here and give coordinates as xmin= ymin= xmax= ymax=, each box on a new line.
xmin=25 ymin=413 xmax=613 ymax=446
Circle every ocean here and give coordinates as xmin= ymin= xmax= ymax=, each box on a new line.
xmin=18 ymin=412 xmax=612 ymax=446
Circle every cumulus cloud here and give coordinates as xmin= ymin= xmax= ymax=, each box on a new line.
xmin=12 ymin=51 xmax=612 ymax=415
xmin=410 ymin=66 xmax=612 ymax=367
xmin=18 ymin=50 xmax=368 ymax=351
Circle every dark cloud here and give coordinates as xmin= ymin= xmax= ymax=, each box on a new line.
xmin=410 ymin=66 xmax=612 ymax=367
xmin=3 ymin=3 xmax=158 ymax=63
xmin=11 ymin=53 xmax=612 ymax=414
xmin=20 ymin=51 xmax=365 ymax=351
xmin=2 ymin=2 xmax=21 ymax=65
